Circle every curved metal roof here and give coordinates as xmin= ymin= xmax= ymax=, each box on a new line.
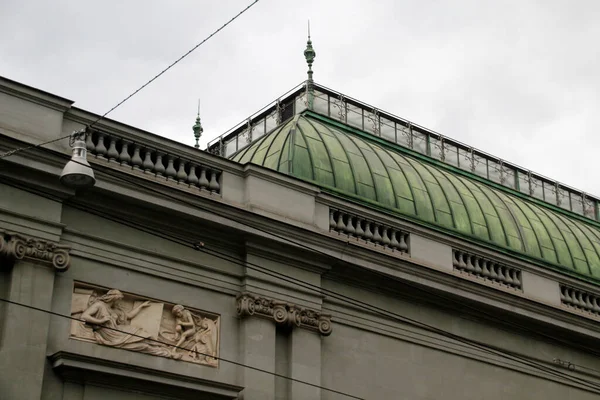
xmin=232 ymin=113 xmax=600 ymax=282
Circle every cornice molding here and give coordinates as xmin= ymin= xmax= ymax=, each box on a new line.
xmin=0 ymin=229 xmax=70 ymax=271
xmin=236 ymin=292 xmax=332 ymax=336
xmin=0 ymin=77 xmax=73 ymax=112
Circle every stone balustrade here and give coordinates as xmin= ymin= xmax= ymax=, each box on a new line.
xmin=560 ymin=285 xmax=600 ymax=315
xmin=85 ymin=131 xmax=221 ymax=194
xmin=329 ymin=208 xmax=409 ymax=253
xmin=452 ymin=249 xmax=522 ymax=290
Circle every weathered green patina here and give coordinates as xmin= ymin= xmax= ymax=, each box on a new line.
xmin=232 ymin=112 xmax=600 ymax=282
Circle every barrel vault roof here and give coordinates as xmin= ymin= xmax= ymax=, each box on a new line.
xmin=232 ymin=111 xmax=600 ymax=283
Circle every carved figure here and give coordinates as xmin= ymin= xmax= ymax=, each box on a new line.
xmin=171 ymin=304 xmax=196 ymax=356
xmin=80 ymin=289 xmax=171 ymax=357
xmin=71 ymin=285 xmax=220 ymax=367
xmin=188 ymin=317 xmax=219 ymax=365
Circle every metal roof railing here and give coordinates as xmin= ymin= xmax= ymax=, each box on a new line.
xmin=207 ymin=81 xmax=600 ymax=224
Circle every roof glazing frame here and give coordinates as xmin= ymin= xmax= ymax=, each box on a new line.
xmin=209 ymin=81 xmax=600 ymax=226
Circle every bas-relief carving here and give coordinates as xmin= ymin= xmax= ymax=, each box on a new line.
xmin=70 ymin=284 xmax=220 ymax=367
xmin=0 ymin=230 xmax=70 ymax=271
xmin=236 ymin=292 xmax=332 ymax=336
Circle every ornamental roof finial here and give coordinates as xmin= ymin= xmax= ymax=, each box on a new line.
xmin=304 ymin=20 xmax=316 ymax=82
xmin=192 ymin=99 xmax=203 ymax=149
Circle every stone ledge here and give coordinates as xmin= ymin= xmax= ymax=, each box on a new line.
xmin=50 ymin=351 xmax=243 ymax=400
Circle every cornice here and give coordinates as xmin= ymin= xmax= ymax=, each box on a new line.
xmin=0 ymin=76 xmax=73 ymax=112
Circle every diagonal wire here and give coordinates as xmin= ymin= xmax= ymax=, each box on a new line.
xmin=0 ymin=297 xmax=363 ymax=399
xmin=5 ymin=156 xmax=600 ymax=391
xmin=0 ymin=0 xmax=260 ymax=160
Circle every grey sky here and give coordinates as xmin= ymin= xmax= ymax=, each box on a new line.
xmin=1 ymin=0 xmax=599 ymax=196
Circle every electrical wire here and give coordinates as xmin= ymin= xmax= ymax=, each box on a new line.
xmin=32 ymin=160 xmax=600 ymax=392
xmin=0 ymin=297 xmax=363 ymax=399
xmin=0 ymin=0 xmax=260 ymax=160
xmin=4 ymin=153 xmax=600 ymax=391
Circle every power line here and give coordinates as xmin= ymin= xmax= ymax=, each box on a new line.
xmin=5 ymin=156 xmax=600 ymax=391
xmin=0 ymin=0 xmax=260 ymax=160
xmin=44 ymin=162 xmax=600 ymax=392
xmin=0 ymin=297 xmax=363 ymax=399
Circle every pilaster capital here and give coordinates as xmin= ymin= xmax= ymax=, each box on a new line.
xmin=0 ymin=230 xmax=71 ymax=271
xmin=236 ymin=292 xmax=332 ymax=336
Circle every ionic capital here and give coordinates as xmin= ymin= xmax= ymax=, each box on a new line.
xmin=236 ymin=292 xmax=332 ymax=336
xmin=0 ymin=230 xmax=71 ymax=271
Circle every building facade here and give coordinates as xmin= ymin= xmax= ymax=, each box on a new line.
xmin=2 ymin=64 xmax=600 ymax=400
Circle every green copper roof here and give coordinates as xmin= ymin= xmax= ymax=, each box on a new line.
xmin=232 ymin=112 xmax=600 ymax=283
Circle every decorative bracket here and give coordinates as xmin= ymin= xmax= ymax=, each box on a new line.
xmin=0 ymin=230 xmax=71 ymax=271
xmin=236 ymin=292 xmax=332 ymax=336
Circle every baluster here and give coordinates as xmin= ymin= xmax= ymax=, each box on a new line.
xmin=585 ymin=294 xmax=595 ymax=312
xmin=208 ymin=169 xmax=220 ymax=192
xmin=465 ymin=255 xmax=475 ymax=273
xmin=399 ymin=232 xmax=408 ymax=252
xmin=355 ymin=218 xmax=365 ymax=239
xmin=560 ymin=286 xmax=567 ymax=302
xmin=473 ymin=257 xmax=482 ymax=274
xmin=329 ymin=210 xmax=336 ymax=231
xmin=345 ymin=216 xmax=356 ymax=236
xmin=593 ymin=297 xmax=600 ymax=313
xmin=335 ymin=212 xmax=345 ymax=232
xmin=85 ymin=132 xmax=95 ymax=152
xmin=154 ymin=152 xmax=166 ymax=177
xmin=381 ymin=227 xmax=391 ymax=247
xmin=490 ymin=263 xmax=499 ymax=281
xmin=573 ymin=291 xmax=583 ymax=307
xmin=513 ymin=270 xmax=521 ymax=288
xmin=187 ymin=164 xmax=199 ymax=187
xmin=198 ymin=166 xmax=209 ymax=189
xmin=505 ymin=268 xmax=514 ymax=286
xmin=564 ymin=287 xmax=574 ymax=305
xmin=458 ymin=251 xmax=467 ymax=269
xmin=481 ymin=260 xmax=491 ymax=278
xmin=106 ymin=136 xmax=119 ymax=162
xmin=95 ymin=133 xmax=107 ymax=159
xmin=165 ymin=155 xmax=177 ymax=181
xmin=452 ymin=250 xmax=460 ymax=267
xmin=497 ymin=265 xmax=507 ymax=283
xmin=372 ymin=224 xmax=383 ymax=244
xmin=390 ymin=229 xmax=399 ymax=249
xmin=142 ymin=148 xmax=154 ymax=172
xmin=176 ymin=159 xmax=188 ymax=183
xmin=118 ymin=140 xmax=131 ymax=166
xmin=364 ymin=221 xmax=374 ymax=241
xmin=131 ymin=144 xmax=143 ymax=170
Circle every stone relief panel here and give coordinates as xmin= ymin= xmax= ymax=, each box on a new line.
xmin=70 ymin=283 xmax=220 ymax=367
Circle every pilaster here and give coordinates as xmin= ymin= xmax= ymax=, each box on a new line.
xmin=0 ymin=231 xmax=71 ymax=399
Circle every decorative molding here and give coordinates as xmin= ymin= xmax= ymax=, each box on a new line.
xmin=452 ymin=248 xmax=522 ymax=290
xmin=236 ymin=292 xmax=332 ymax=336
xmin=0 ymin=229 xmax=71 ymax=271
xmin=70 ymin=283 xmax=220 ymax=367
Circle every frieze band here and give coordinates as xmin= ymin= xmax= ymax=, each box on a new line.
xmin=236 ymin=292 xmax=332 ymax=336
xmin=0 ymin=230 xmax=71 ymax=271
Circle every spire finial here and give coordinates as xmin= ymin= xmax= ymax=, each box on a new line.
xmin=304 ymin=20 xmax=316 ymax=82
xmin=192 ymin=99 xmax=203 ymax=149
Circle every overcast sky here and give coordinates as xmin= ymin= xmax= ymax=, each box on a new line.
xmin=1 ymin=0 xmax=599 ymax=196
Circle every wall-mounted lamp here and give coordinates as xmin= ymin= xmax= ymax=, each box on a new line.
xmin=60 ymin=129 xmax=96 ymax=189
